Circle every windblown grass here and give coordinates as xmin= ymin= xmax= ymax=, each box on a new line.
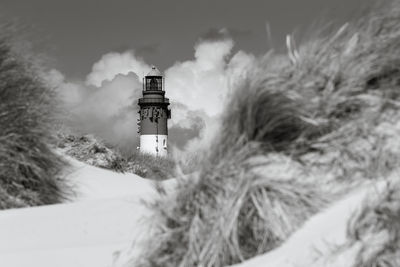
xmin=136 ymin=1 xmax=400 ymax=266
xmin=139 ymin=142 xmax=332 ymax=267
xmin=123 ymin=151 xmax=176 ymax=180
xmin=346 ymin=178 xmax=400 ymax=266
xmin=0 ymin=32 xmax=67 ymax=209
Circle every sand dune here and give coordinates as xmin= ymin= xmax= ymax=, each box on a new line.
xmin=0 ymin=157 xmax=158 ymax=267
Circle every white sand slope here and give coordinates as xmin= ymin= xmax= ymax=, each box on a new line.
xmin=0 ymin=157 xmax=159 ymax=267
xmin=65 ymin=157 xmax=156 ymax=201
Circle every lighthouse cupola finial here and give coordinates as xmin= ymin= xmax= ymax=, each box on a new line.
xmin=147 ymin=65 xmax=162 ymax=76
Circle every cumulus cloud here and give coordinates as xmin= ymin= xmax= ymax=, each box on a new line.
xmin=45 ymin=69 xmax=84 ymax=106
xmin=168 ymin=103 xmax=205 ymax=150
xmin=45 ymin=68 xmax=143 ymax=154
xmin=72 ymin=73 xmax=142 ymax=150
xmin=166 ymin=37 xmax=254 ymax=118
xmin=165 ymin=37 xmax=255 ymax=151
xmin=48 ymin=31 xmax=255 ymax=154
xmin=86 ymin=51 xmax=151 ymax=87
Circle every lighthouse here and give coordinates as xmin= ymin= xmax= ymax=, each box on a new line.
xmin=138 ymin=66 xmax=171 ymax=157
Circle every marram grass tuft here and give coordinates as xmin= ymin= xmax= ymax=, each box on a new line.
xmin=0 ymin=32 xmax=67 ymax=209
xmin=137 ymin=1 xmax=400 ymax=266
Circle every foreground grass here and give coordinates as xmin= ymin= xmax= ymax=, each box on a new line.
xmin=0 ymin=32 xmax=67 ymax=209
xmin=135 ymin=1 xmax=400 ymax=266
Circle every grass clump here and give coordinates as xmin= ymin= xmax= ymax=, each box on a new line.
xmin=123 ymin=151 xmax=176 ymax=180
xmin=58 ymin=131 xmax=176 ymax=180
xmin=139 ymin=143 xmax=331 ymax=267
xmin=0 ymin=34 xmax=67 ymax=209
xmin=346 ymin=179 xmax=400 ymax=267
xmin=57 ymin=132 xmax=126 ymax=172
xmin=136 ymin=1 xmax=400 ymax=266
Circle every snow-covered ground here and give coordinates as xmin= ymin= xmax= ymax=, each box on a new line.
xmin=0 ymin=157 xmax=161 ymax=267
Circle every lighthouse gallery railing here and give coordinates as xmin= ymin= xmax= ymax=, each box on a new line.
xmin=138 ymin=98 xmax=170 ymax=104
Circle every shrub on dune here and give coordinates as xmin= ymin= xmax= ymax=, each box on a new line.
xmin=58 ymin=131 xmax=176 ymax=180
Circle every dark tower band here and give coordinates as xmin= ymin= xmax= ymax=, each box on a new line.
xmin=138 ymin=66 xmax=171 ymax=156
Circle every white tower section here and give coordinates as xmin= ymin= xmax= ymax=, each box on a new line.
xmin=139 ymin=135 xmax=168 ymax=157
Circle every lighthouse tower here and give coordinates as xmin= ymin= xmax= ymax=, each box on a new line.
xmin=138 ymin=66 xmax=171 ymax=157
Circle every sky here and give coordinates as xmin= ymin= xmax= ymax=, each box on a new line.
xmin=1 ymin=0 xmax=373 ymax=152
xmin=2 ymin=0 xmax=368 ymax=79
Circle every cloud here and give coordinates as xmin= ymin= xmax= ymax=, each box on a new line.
xmin=166 ymin=37 xmax=255 ymax=118
xmin=86 ymin=50 xmax=151 ymax=87
xmin=45 ymin=68 xmax=143 ymax=153
xmin=166 ymin=38 xmax=232 ymax=117
xmin=168 ymin=103 xmax=205 ymax=150
xmin=164 ymin=37 xmax=255 ymax=150
xmin=45 ymin=69 xmax=85 ymax=106
xmin=167 ymin=103 xmax=220 ymax=155
xmin=72 ymin=73 xmax=142 ymax=148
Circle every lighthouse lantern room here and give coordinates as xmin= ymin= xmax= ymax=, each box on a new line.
xmin=138 ymin=66 xmax=171 ymax=157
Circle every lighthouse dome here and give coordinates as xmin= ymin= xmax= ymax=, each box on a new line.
xmin=147 ymin=66 xmax=162 ymax=76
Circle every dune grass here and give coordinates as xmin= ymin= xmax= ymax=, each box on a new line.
xmin=136 ymin=1 xmax=400 ymax=266
xmin=345 ymin=178 xmax=400 ymax=266
xmin=122 ymin=151 xmax=176 ymax=180
xmin=0 ymin=33 xmax=67 ymax=209
xmin=57 ymin=131 xmax=177 ymax=180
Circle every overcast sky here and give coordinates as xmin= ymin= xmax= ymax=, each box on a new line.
xmin=2 ymin=0 xmax=370 ymax=79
